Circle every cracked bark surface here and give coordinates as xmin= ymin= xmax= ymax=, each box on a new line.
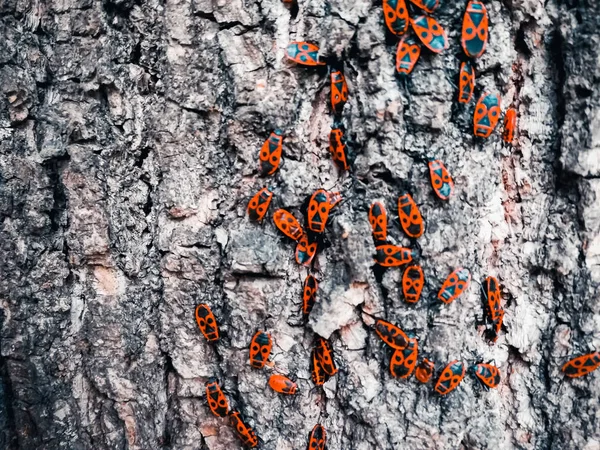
xmin=1 ymin=0 xmax=599 ymax=449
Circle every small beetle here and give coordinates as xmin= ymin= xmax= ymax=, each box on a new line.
xmin=195 ymin=304 xmax=220 ymax=342
xmin=249 ymin=330 xmax=272 ymax=369
xmin=269 ymin=374 xmax=298 ymax=395
xmin=562 ymin=352 xmax=600 ymax=378
xmin=205 ymin=379 xmax=229 ymax=417
xmin=435 ymin=360 xmax=465 ymax=395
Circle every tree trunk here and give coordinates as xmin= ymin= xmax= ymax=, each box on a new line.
xmin=1 ymin=0 xmax=599 ymax=448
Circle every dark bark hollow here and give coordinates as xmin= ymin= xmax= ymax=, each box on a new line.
xmin=0 ymin=0 xmax=599 ymax=449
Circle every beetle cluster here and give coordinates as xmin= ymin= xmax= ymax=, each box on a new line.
xmin=194 ymin=1 xmax=598 ymax=448
xmin=196 ymin=305 xmax=260 ymax=447
xmin=365 ymin=185 xmax=505 ymax=392
xmin=457 ymin=1 xmax=517 ymax=141
xmin=383 ymin=0 xmax=448 ymax=76
xmin=373 ymin=319 xmax=502 ymax=394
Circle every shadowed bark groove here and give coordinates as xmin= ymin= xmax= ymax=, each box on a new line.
xmin=0 ymin=0 xmax=599 ymax=449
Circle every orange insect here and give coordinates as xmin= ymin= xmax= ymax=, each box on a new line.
xmin=488 ymin=309 xmax=504 ymax=343
xmin=428 ymin=159 xmax=455 ymax=200
xmin=390 ymin=338 xmax=418 ymax=379
xmin=249 ymin=330 xmax=272 ymax=369
xmin=195 ymin=304 xmax=219 ymax=342
xmin=410 ymin=15 xmax=448 ymax=53
xmin=374 ymin=319 xmax=409 ymax=350
xmin=247 ymin=187 xmax=273 ymax=222
xmin=269 ymin=374 xmax=298 ymax=395
xmin=329 ymin=124 xmax=350 ymax=171
xmin=483 ymin=276 xmax=502 ymax=322
xmin=310 ymin=348 xmax=327 ymax=386
xmin=302 ymin=275 xmax=318 ymax=319
xmin=331 ymin=70 xmax=348 ymax=115
xmin=438 ymin=268 xmax=471 ymax=304
xmin=396 ymin=35 xmax=421 ymax=75
xmin=273 ymin=209 xmax=304 ymax=241
xmin=470 ymin=363 xmax=501 ymax=389
xmin=503 ymin=108 xmax=517 ymax=144
xmin=374 ymin=245 xmax=413 ymax=267
xmin=398 ymin=193 xmax=424 ymax=238
xmin=296 ymin=234 xmax=317 ymax=266
xmin=402 ymin=265 xmax=424 ymax=303
xmin=473 ymin=92 xmax=501 ymax=138
xmin=461 ymin=0 xmax=489 ymax=59
xmin=562 ymin=352 xmax=600 ymax=378
xmin=458 ymin=61 xmax=475 ymax=104
xmin=229 ymin=411 xmax=259 ymax=448
xmin=369 ymin=201 xmax=388 ymax=242
xmin=205 ymin=379 xmax=229 ymax=417
xmin=315 ymin=337 xmax=337 ymax=376
xmin=383 ymin=0 xmax=409 ymax=36
xmin=286 ymin=42 xmax=325 ymax=66
xmin=307 ymin=424 xmax=327 ymax=450
xmin=415 ymin=358 xmax=435 ymax=383
xmin=258 ymin=130 xmax=283 ymax=176
xmin=435 ymin=360 xmax=465 ymax=395
xmin=307 ymin=189 xmax=336 ymax=233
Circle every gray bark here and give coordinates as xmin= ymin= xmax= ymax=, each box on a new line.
xmin=1 ymin=0 xmax=599 ymax=449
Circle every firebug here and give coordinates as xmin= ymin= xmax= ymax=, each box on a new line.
xmin=374 ymin=244 xmax=413 ymax=267
xmin=269 ymin=374 xmax=298 ymax=395
xmin=383 ymin=0 xmax=409 ymax=36
xmin=259 ymin=130 xmax=283 ymax=176
xmin=273 ymin=209 xmax=304 ymax=241
xmin=369 ymin=201 xmax=388 ymax=242
xmin=470 ymin=362 xmax=501 ymax=389
xmin=307 ymin=189 xmax=336 ymax=233
xmin=398 ymin=193 xmax=424 ymax=238
xmin=329 ymin=123 xmax=350 ymax=171
xmin=438 ymin=268 xmax=471 ymax=304
xmin=315 ymin=337 xmax=337 ymax=376
xmin=402 ymin=264 xmax=424 ymax=303
xmin=303 ymin=275 xmax=318 ymax=319
xmin=461 ymin=0 xmax=489 ymax=59
xmin=331 ymin=70 xmax=348 ymax=115
xmin=428 ymin=159 xmax=455 ymax=200
xmin=249 ymin=330 xmax=272 ymax=369
xmin=195 ymin=304 xmax=219 ymax=342
xmin=229 ymin=411 xmax=259 ymax=448
xmin=434 ymin=360 xmax=465 ymax=395
xmin=503 ymin=108 xmax=517 ymax=144
xmin=205 ymin=379 xmax=229 ymax=417
xmin=307 ymin=424 xmax=327 ymax=450
xmin=296 ymin=234 xmax=317 ymax=266
xmin=247 ymin=187 xmax=273 ymax=222
xmin=410 ymin=15 xmax=448 ymax=53
xmin=390 ymin=337 xmax=418 ymax=379
xmin=396 ymin=35 xmax=421 ymax=75
xmin=474 ymin=92 xmax=501 ymax=138
xmin=415 ymin=358 xmax=435 ymax=383
xmin=286 ymin=42 xmax=325 ymax=66
xmin=374 ymin=319 xmax=409 ymax=350
xmin=482 ymin=276 xmax=502 ymax=322
xmin=310 ymin=348 xmax=327 ymax=386
xmin=458 ymin=61 xmax=475 ymax=104
xmin=562 ymin=352 xmax=600 ymax=378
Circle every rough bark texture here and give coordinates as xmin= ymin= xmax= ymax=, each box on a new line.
xmin=1 ymin=0 xmax=600 ymax=449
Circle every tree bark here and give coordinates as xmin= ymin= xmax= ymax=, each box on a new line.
xmin=1 ymin=0 xmax=599 ymax=449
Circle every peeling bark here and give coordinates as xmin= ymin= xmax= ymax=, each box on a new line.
xmin=1 ymin=0 xmax=599 ymax=449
